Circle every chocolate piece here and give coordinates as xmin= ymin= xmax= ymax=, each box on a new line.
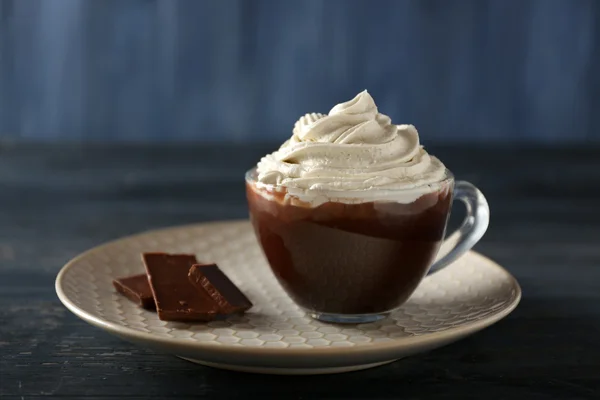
xmin=112 ymin=274 xmax=155 ymax=310
xmin=143 ymin=253 xmax=219 ymax=321
xmin=188 ymin=264 xmax=253 ymax=314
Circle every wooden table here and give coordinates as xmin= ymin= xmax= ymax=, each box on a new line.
xmin=1 ymin=143 xmax=598 ymax=399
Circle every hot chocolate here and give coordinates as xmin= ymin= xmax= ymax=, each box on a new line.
xmin=246 ymin=90 xmax=478 ymax=321
xmin=246 ymin=176 xmax=453 ymax=315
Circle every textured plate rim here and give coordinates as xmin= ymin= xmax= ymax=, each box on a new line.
xmin=55 ymin=219 xmax=522 ymax=361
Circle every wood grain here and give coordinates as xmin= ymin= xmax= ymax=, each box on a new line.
xmin=1 ymin=1 xmax=600 ymax=142
xmin=0 ymin=143 xmax=599 ymax=399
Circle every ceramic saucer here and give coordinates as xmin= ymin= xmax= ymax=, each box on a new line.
xmin=56 ymin=220 xmax=521 ymax=375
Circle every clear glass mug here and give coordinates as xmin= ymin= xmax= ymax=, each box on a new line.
xmin=245 ymin=168 xmax=489 ymax=324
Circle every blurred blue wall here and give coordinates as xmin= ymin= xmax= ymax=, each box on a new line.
xmin=0 ymin=0 xmax=598 ymax=143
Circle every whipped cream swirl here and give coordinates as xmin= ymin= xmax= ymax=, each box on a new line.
xmin=255 ymin=90 xmax=447 ymax=204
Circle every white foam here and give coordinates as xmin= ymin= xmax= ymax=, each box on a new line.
xmin=255 ymin=90 xmax=447 ymax=204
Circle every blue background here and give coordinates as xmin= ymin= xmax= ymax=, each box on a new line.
xmin=0 ymin=0 xmax=598 ymax=143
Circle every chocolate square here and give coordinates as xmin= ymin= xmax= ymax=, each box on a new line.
xmin=188 ymin=264 xmax=253 ymax=314
xmin=112 ymin=274 xmax=155 ymax=310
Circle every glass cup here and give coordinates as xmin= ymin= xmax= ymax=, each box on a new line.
xmin=245 ymin=168 xmax=489 ymax=324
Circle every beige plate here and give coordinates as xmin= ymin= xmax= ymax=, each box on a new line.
xmin=56 ymin=220 xmax=521 ymax=375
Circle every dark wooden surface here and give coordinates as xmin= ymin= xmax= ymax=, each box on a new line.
xmin=0 ymin=143 xmax=599 ymax=399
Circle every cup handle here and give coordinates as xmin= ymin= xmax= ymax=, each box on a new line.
xmin=427 ymin=181 xmax=490 ymax=275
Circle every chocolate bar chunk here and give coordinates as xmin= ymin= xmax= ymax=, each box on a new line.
xmin=143 ymin=253 xmax=219 ymax=322
xmin=188 ymin=264 xmax=253 ymax=314
xmin=113 ymin=274 xmax=155 ymax=310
